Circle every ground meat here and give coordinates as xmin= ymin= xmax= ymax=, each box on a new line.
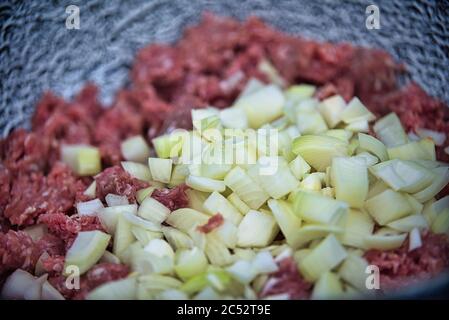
xmin=40 ymin=254 xmax=65 ymax=275
xmin=0 ymin=231 xmax=42 ymax=276
xmin=197 ymin=213 xmax=224 ymax=234
xmin=38 ymin=213 xmax=105 ymax=250
xmin=48 ymin=263 xmax=130 ymax=300
xmin=260 ymin=257 xmax=312 ymax=299
xmin=364 ymin=232 xmax=449 ymax=291
xmin=4 ymin=163 xmax=86 ymax=226
xmin=151 ymin=184 xmax=189 ymax=211
xmin=95 ymin=166 xmax=149 ymax=203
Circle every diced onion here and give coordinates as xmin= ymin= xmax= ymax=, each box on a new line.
xmin=121 ymin=135 xmax=151 ymax=163
xmin=138 ymin=196 xmax=170 ymax=224
xmin=341 ymin=97 xmax=375 ymax=124
xmin=61 ymin=144 xmax=101 ymax=176
xmin=105 ymin=194 xmax=129 ymax=207
xmin=76 ymin=198 xmax=104 ymax=216
xmin=83 ymin=181 xmax=97 ymax=198
xmin=237 ymin=210 xmax=278 ymax=248
xmin=186 ymin=175 xmax=226 ymax=193
xmin=174 ymin=247 xmax=208 ymax=280
xmin=317 ymin=95 xmax=346 ymax=128
xmin=408 ymin=228 xmax=422 ymax=251
xmin=365 ymin=189 xmax=412 ymax=225
xmin=416 ymin=128 xmax=446 ymax=146
xmin=148 ymin=158 xmax=173 ymax=183
xmin=121 ymin=161 xmax=152 ymax=181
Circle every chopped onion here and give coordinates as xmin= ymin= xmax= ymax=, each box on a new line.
xmin=87 ymin=277 xmax=137 ymax=300
xmin=341 ymin=97 xmax=375 ymax=124
xmin=364 ymin=233 xmax=407 ymax=250
xmin=121 ymin=135 xmax=151 ymax=163
xmin=251 ymin=251 xmax=278 ymax=274
xmin=311 ymin=272 xmax=344 ymax=300
xmin=317 ymin=95 xmax=346 ymax=128
xmin=121 ymin=161 xmax=152 ymax=181
xmin=416 ymin=128 xmax=446 ymax=146
xmin=186 ymin=175 xmax=226 ymax=193
xmin=298 ymin=234 xmax=347 ymax=282
xmin=236 ymin=210 xmax=278 ymax=248
xmin=1 ymin=269 xmax=39 ymax=299
xmin=105 ymin=193 xmax=129 ymax=207
xmin=138 ymin=196 xmax=170 ymax=224
xmin=61 ymin=144 xmax=101 ymax=176
xmin=174 ymin=247 xmax=208 ymax=280
xmin=338 ymin=254 xmax=369 ymax=291
xmin=148 ymin=157 xmax=173 ymax=183
xmin=408 ymin=228 xmax=422 ymax=251
xmin=226 ymin=260 xmax=257 ymax=284
xmin=83 ymin=181 xmax=97 ymax=197
xmin=64 ymin=230 xmax=111 ymax=275
xmin=76 ymin=198 xmax=104 ymax=216
xmin=373 ymin=113 xmax=408 ymax=148
xmin=365 ymin=189 xmax=412 ymax=225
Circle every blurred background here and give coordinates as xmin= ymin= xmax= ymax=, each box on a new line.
xmin=1 ymin=0 xmax=448 ymax=137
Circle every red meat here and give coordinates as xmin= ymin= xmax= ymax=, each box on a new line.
xmin=197 ymin=213 xmax=224 ymax=234
xmin=95 ymin=166 xmax=149 ymax=203
xmin=151 ymin=184 xmax=189 ymax=211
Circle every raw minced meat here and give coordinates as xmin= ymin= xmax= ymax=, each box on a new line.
xmin=260 ymin=257 xmax=312 ymax=299
xmin=197 ymin=213 xmax=224 ymax=234
xmin=151 ymin=184 xmax=189 ymax=211
xmin=364 ymin=232 xmax=449 ymax=291
xmin=95 ymin=166 xmax=149 ymax=203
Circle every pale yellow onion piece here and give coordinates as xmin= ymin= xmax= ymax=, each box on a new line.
xmin=165 ymin=208 xmax=209 ymax=233
xmin=341 ymin=97 xmax=375 ymax=124
xmin=156 ymin=289 xmax=189 ymax=300
xmin=293 ymin=191 xmax=348 ymax=225
xmin=136 ymin=186 xmax=156 ymax=204
xmin=131 ymin=226 xmax=162 ymax=247
xmin=97 ymin=204 xmax=138 ymax=234
xmin=288 ymin=155 xmax=312 ymax=181
xmin=331 ymin=156 xmax=368 ymax=209
xmin=224 ymin=166 xmax=270 ymax=210
xmin=339 ymin=209 xmax=375 ymax=249
xmin=364 ymin=189 xmax=412 ymax=225
xmin=186 ymin=175 xmax=226 ymax=193
xmin=162 ymin=226 xmax=194 ymax=250
xmin=83 ymin=181 xmax=97 ymax=198
xmin=387 ymin=139 xmax=436 ymax=161
xmin=422 ymin=196 xmax=449 ymax=225
xmin=236 ymin=210 xmax=279 ymax=248
xmin=267 ymin=199 xmax=302 ymax=248
xmin=137 ymin=196 xmax=170 ymax=224
xmin=387 ymin=214 xmax=428 ymax=232
xmin=345 ymin=120 xmax=369 ymax=133
xmin=292 ymin=135 xmax=348 ymax=172
xmin=100 ymin=251 xmax=121 ymax=264
xmin=409 ymin=228 xmax=422 ymax=251
xmin=169 ymin=164 xmax=189 ymax=187
xmin=105 ymin=193 xmax=129 ymax=207
xmin=214 ymin=219 xmax=238 ymax=248
xmin=138 ymin=274 xmax=182 ymax=293
xmin=317 ymin=95 xmax=346 ymax=128
xmin=290 ymin=224 xmax=343 ymax=250
xmin=203 ymin=191 xmax=242 ymax=225
xmin=363 ymin=233 xmax=407 ymax=250
xmin=352 ymin=151 xmax=379 ymax=166
xmin=121 ymin=135 xmax=151 ymax=163
xmin=235 ymin=84 xmax=285 ymax=128
xmin=431 ymin=208 xmax=449 ymax=234
xmin=296 ymin=110 xmax=329 ymax=135
xmin=205 ymin=232 xmax=234 ymax=266
xmin=367 ymin=179 xmax=389 ymax=199
xmin=374 ymin=227 xmax=402 ymax=236
xmin=285 ymin=84 xmax=316 ymax=102
xmin=258 ymin=59 xmax=286 ymax=87
xmin=404 ymin=194 xmax=424 ymax=215
xmin=120 ymin=161 xmax=151 ymax=182
xmin=41 ymin=281 xmax=65 ymax=300
xmin=113 ymin=215 xmax=135 ymax=257
xmin=358 ymin=133 xmax=388 ymax=162
xmin=299 ymin=173 xmax=322 ymax=192
xmin=311 ymin=272 xmax=344 ymax=300
xmin=64 ymin=230 xmax=111 ymax=275
xmin=61 ymin=144 xmax=101 ymax=176
xmin=219 ymin=107 xmax=248 ymax=129
xmin=123 ymin=211 xmax=162 ymax=232
xmin=338 ymin=253 xmax=369 ymax=291
xmin=186 ymin=188 xmax=209 ymax=213
xmin=298 ymin=234 xmax=347 ymax=282
xmin=87 ymin=277 xmax=137 ymax=300
xmin=148 ymin=157 xmax=173 ymax=183
xmin=372 ymin=113 xmax=408 ymax=148
xmin=174 ymin=247 xmax=208 ymax=280
xmin=412 ymin=166 xmax=449 ymax=203
xmin=370 ymin=160 xmax=435 ymax=193
xmin=321 ymin=187 xmax=335 ymax=198
xmin=227 ymin=192 xmax=251 ymax=215
xmin=249 ymin=157 xmax=299 ymax=199
xmin=152 ymin=132 xmax=184 ymax=159
xmin=226 ymin=260 xmax=257 ymax=284
xmin=1 ymin=269 xmax=38 ymax=299
xmin=415 ymin=128 xmax=446 ymax=146
xmin=119 ymin=242 xmax=142 ymax=266
xmin=323 ymin=129 xmax=353 ymax=143
xmin=131 ymin=251 xmax=174 ymax=275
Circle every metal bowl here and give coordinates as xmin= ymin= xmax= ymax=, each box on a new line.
xmin=1 ymin=0 xmax=448 ymax=298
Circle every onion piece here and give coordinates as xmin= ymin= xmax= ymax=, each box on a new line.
xmin=105 ymin=193 xmax=129 ymax=207
xmin=416 ymin=128 xmax=446 ymax=146
xmin=121 ymin=161 xmax=152 ymax=181
xmin=76 ymin=198 xmax=104 ymax=216
xmin=61 ymin=144 xmax=101 ymax=176
xmin=1 ymin=269 xmax=38 ymax=299
xmin=83 ymin=181 xmax=97 ymax=198
xmin=408 ymin=228 xmax=422 ymax=252
xmin=251 ymin=251 xmax=278 ymax=274
xmin=121 ymin=135 xmax=151 ymax=163
xmin=148 ymin=157 xmax=173 ymax=183
xmin=236 ymin=210 xmax=278 ymax=248
xmin=174 ymin=247 xmax=208 ymax=281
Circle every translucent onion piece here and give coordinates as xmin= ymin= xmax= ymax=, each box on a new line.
xmin=87 ymin=277 xmax=137 ymax=300
xmin=165 ymin=208 xmax=210 ymax=233
xmin=121 ymin=161 xmax=152 ymax=181
xmin=285 ymin=84 xmax=316 ymax=102
xmin=338 ymin=254 xmax=369 ymax=291
xmin=205 ymin=232 xmax=234 ymax=266
xmin=341 ymin=97 xmax=375 ymax=124
xmin=387 ymin=139 xmax=436 ymax=161
xmin=409 ymin=228 xmax=422 ymax=252
xmin=365 ymin=189 xmax=412 ymax=225
xmin=148 ymin=158 xmax=173 ymax=183
xmin=105 ymin=193 xmax=129 ymax=207
xmin=76 ymin=198 xmax=104 ymax=216
xmin=412 ymin=166 xmax=449 ymax=203
xmin=387 ymin=214 xmax=428 ymax=232
xmin=372 ymin=113 xmax=408 ymax=148
xmin=358 ymin=133 xmax=388 ymax=162
xmin=203 ymin=191 xmax=242 ymax=225
xmin=219 ymin=107 xmax=249 ymax=129
xmin=61 ymin=144 xmax=102 ymax=176
xmin=311 ymin=272 xmax=344 ymax=300
xmin=431 ymin=208 xmax=449 ymax=234
xmin=317 ymin=95 xmax=346 ymax=128
xmin=236 ymin=210 xmax=279 ymax=248
xmin=97 ymin=204 xmax=138 ymax=234
xmin=121 ymin=135 xmax=151 ymax=163
xmin=267 ymin=199 xmax=303 ymax=248
xmin=138 ymin=196 xmax=170 ymax=224
xmin=174 ymin=247 xmax=208 ymax=280
xmin=64 ymin=230 xmax=111 ymax=275
xmin=83 ymin=181 xmax=97 ymax=198
xmin=363 ymin=233 xmax=407 ymax=250
xmin=186 ymin=175 xmax=226 ymax=193
xmin=416 ymin=128 xmax=446 ymax=146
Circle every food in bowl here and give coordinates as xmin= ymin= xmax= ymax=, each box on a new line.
xmin=1 ymin=13 xmax=448 ymax=300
